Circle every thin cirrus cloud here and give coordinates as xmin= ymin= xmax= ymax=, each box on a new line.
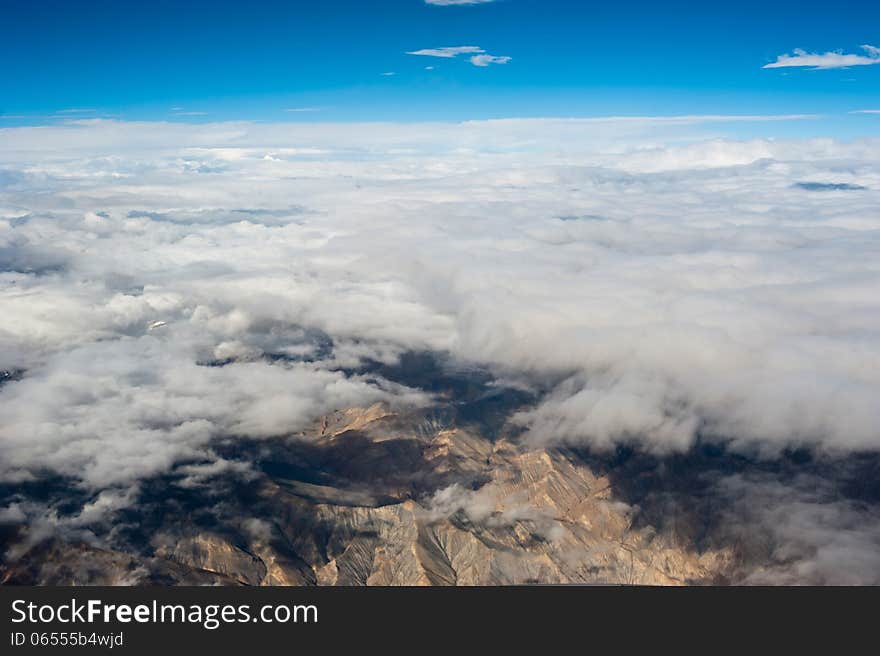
xmin=407 ymin=45 xmax=511 ymax=66
xmin=407 ymin=46 xmax=484 ymax=58
xmin=763 ymin=44 xmax=880 ymax=70
xmin=424 ymin=0 xmax=497 ymax=5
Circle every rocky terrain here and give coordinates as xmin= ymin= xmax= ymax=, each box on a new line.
xmin=1 ymin=397 xmax=735 ymax=586
xmin=4 ymin=354 xmax=877 ymax=587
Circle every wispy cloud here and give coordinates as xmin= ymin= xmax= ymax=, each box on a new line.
xmin=763 ymin=45 xmax=880 ymax=70
xmin=381 ymin=71 xmax=396 ymax=76
xmin=3 ymin=112 xmax=117 ymax=121
xmin=407 ymin=45 xmax=511 ymax=67
xmin=850 ymin=109 xmax=880 ymax=114
xmin=171 ymin=111 xmax=208 ymax=116
xmin=424 ymin=0 xmax=497 ymax=5
xmin=284 ymin=107 xmax=321 ymax=113
xmin=407 ymin=46 xmax=484 ymax=58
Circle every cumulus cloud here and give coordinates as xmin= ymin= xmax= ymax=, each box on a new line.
xmin=0 ymin=336 xmax=413 ymax=489
xmin=763 ymin=45 xmax=880 ymax=70
xmin=470 ymin=54 xmax=511 ymax=67
xmin=1 ymin=116 xmax=879 ymax=522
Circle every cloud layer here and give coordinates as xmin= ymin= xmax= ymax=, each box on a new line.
xmin=1 ymin=117 xmax=878 ymax=492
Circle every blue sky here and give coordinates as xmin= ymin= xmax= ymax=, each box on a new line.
xmin=2 ymin=0 xmax=879 ymax=133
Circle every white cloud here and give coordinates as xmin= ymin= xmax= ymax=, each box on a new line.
xmin=763 ymin=44 xmax=880 ymax=70
xmin=284 ymin=107 xmax=321 ymax=113
xmin=470 ymin=54 xmax=511 ymax=67
xmin=425 ymin=0 xmax=497 ymax=5
xmin=407 ymin=45 xmax=512 ymax=67
xmin=1 ymin=116 xmax=879 ymax=498
xmin=407 ymin=46 xmax=485 ymax=58
xmin=850 ymin=109 xmax=880 ymax=114
xmin=3 ymin=117 xmax=880 ymax=581
xmin=0 ymin=338 xmax=408 ymax=488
